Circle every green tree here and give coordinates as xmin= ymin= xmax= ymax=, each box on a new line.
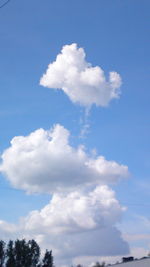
xmin=0 ymin=241 xmax=5 ymax=267
xmin=28 ymin=239 xmax=40 ymax=267
xmin=0 ymin=239 xmax=53 ymax=267
xmin=76 ymin=264 xmax=83 ymax=267
xmin=14 ymin=239 xmax=27 ymax=267
xmin=6 ymin=240 xmax=15 ymax=267
xmin=92 ymin=261 xmax=105 ymax=267
xmin=6 ymin=239 xmax=41 ymax=267
xmin=42 ymin=250 xmax=54 ymax=267
xmin=14 ymin=239 xmax=41 ymax=267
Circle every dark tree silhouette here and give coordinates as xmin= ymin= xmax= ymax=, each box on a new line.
xmin=42 ymin=250 xmax=54 ymax=267
xmin=28 ymin=239 xmax=40 ymax=267
xmin=14 ymin=239 xmax=28 ymax=267
xmin=92 ymin=261 xmax=105 ymax=267
xmin=0 ymin=241 xmax=5 ymax=267
xmin=76 ymin=264 xmax=83 ymax=267
xmin=0 ymin=239 xmax=53 ymax=267
xmin=6 ymin=240 xmax=15 ymax=267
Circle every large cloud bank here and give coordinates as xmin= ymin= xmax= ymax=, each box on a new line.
xmin=0 ymin=186 xmax=129 ymax=262
xmin=0 ymin=124 xmax=128 ymax=194
xmin=40 ymin=43 xmax=122 ymax=107
xmin=0 ymin=41 xmax=130 ymax=266
xmin=23 ymin=184 xmax=129 ymax=259
xmin=0 ymin=124 xmax=129 ymax=264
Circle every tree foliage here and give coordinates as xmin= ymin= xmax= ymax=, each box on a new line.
xmin=42 ymin=250 xmax=53 ymax=267
xmin=0 ymin=241 xmax=5 ymax=267
xmin=92 ymin=261 xmax=105 ymax=267
xmin=0 ymin=239 xmax=53 ymax=267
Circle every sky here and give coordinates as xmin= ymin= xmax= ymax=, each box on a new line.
xmin=0 ymin=0 xmax=150 ymax=266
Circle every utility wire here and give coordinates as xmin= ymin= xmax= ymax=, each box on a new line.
xmin=0 ymin=0 xmax=11 ymax=9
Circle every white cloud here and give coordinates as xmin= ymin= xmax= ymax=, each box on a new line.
xmin=0 ymin=220 xmax=17 ymax=240
xmin=0 ymin=186 xmax=129 ymax=263
xmin=0 ymin=123 xmax=129 ymax=264
xmin=23 ymin=185 xmax=124 ymax=234
xmin=0 ymin=124 xmax=128 ymax=194
xmin=38 ymin=227 xmax=129 ymax=260
xmin=40 ymin=43 xmax=122 ymax=107
xmin=22 ymin=186 xmax=129 ymax=259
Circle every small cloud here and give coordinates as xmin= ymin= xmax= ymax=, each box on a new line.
xmin=40 ymin=43 xmax=122 ymax=108
xmin=79 ymin=109 xmax=90 ymax=139
xmin=79 ymin=122 xmax=90 ymax=139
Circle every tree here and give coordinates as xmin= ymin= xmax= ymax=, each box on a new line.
xmin=92 ymin=261 xmax=105 ymax=267
xmin=0 ymin=239 xmax=53 ymax=267
xmin=42 ymin=250 xmax=54 ymax=267
xmin=28 ymin=239 xmax=40 ymax=267
xmin=76 ymin=264 xmax=83 ymax=267
xmin=0 ymin=241 xmax=5 ymax=267
xmin=6 ymin=240 xmax=15 ymax=267
xmin=14 ymin=239 xmax=28 ymax=267
xmin=13 ymin=239 xmax=41 ymax=267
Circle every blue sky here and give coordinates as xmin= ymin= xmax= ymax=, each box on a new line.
xmin=0 ymin=0 xmax=149 ymax=265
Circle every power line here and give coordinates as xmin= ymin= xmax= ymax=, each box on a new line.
xmin=0 ymin=0 xmax=11 ymax=9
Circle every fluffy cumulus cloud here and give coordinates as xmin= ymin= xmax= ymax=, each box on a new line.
xmin=40 ymin=43 xmax=122 ymax=107
xmin=0 ymin=41 xmax=130 ymax=265
xmin=25 ymin=187 xmax=129 ymax=259
xmin=23 ymin=185 xmax=124 ymax=234
xmin=0 ymin=186 xmax=129 ymax=263
xmin=0 ymin=123 xmax=130 ymax=264
xmin=0 ymin=124 xmax=128 ymax=194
